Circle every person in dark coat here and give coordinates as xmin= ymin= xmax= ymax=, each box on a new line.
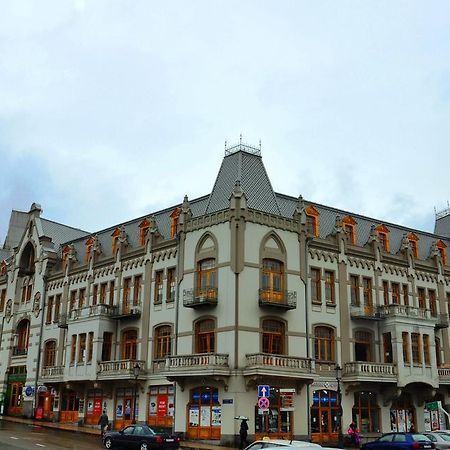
xmin=240 ymin=418 xmax=249 ymax=449
xmin=98 ymin=410 xmax=109 ymax=436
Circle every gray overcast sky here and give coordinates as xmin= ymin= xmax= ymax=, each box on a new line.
xmin=1 ymin=0 xmax=450 ymax=245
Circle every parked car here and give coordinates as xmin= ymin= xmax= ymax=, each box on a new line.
xmin=102 ymin=424 xmax=180 ymax=450
xmin=423 ymin=432 xmax=450 ymax=450
xmin=362 ymin=433 xmax=435 ymax=450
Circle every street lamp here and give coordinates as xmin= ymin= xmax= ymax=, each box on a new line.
xmin=335 ymin=364 xmax=343 ymax=448
xmin=132 ymin=363 xmax=140 ymax=424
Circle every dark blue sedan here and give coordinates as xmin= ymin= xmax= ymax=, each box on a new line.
xmin=362 ymin=433 xmax=435 ymax=450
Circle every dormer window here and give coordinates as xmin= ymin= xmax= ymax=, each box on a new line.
xmin=375 ymin=224 xmax=390 ymax=252
xmin=436 ymin=240 xmax=448 ymax=266
xmin=407 ymin=232 xmax=419 ymax=258
xmin=305 ymin=206 xmax=320 ymax=237
xmin=342 ymin=216 xmax=357 ymax=244
xmin=170 ymin=208 xmax=181 ymax=238
xmin=111 ymin=228 xmax=120 ymax=255
xmin=61 ymin=245 xmax=70 ymax=271
xmin=0 ymin=260 xmax=6 ymax=276
xmin=85 ymin=237 xmax=94 ymax=263
xmin=139 ymin=218 xmax=150 ymax=246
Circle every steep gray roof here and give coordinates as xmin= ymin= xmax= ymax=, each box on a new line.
xmin=0 ymin=248 xmax=11 ymax=261
xmin=41 ymin=219 xmax=90 ymax=250
xmin=204 ymin=148 xmax=280 ymax=215
xmin=3 ymin=210 xmax=29 ymax=250
xmin=435 ymin=211 xmax=450 ymax=238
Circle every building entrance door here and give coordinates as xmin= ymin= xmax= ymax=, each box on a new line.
xmin=311 ymin=390 xmax=339 ymax=444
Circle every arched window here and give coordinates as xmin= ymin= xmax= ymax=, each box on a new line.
xmin=354 ymin=330 xmax=373 ymax=362
xmin=352 ymin=392 xmax=380 ymax=433
xmin=16 ymin=319 xmax=30 ymax=355
xmin=19 ymin=242 xmax=35 ymax=275
xmin=44 ymin=341 xmax=57 ymax=367
xmin=154 ymin=325 xmax=172 ymax=359
xmin=262 ymin=319 xmax=285 ymax=355
xmin=122 ymin=330 xmax=137 ymax=360
xmin=314 ymin=326 xmax=335 ymax=362
xmin=195 ymin=319 xmax=215 ymax=353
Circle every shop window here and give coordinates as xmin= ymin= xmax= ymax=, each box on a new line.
xmin=154 ymin=325 xmax=172 ymax=359
xmin=392 ymin=283 xmax=400 ymax=304
xmin=354 ymin=330 xmax=373 ymax=362
xmin=305 ymin=206 xmax=320 ymax=237
xmin=139 ymin=218 xmax=150 ymax=246
xmin=436 ymin=240 xmax=448 ymax=266
xmin=311 ymin=390 xmax=339 ymax=439
xmin=115 ymin=387 xmax=138 ymax=426
xmin=350 ymin=275 xmax=360 ymax=306
xmin=383 ymin=333 xmax=393 ymax=363
xmin=314 ymin=326 xmax=335 ymax=362
xmin=86 ymin=389 xmax=103 ymax=425
xmin=311 ymin=268 xmax=321 ymax=304
xmin=429 ymin=289 xmax=437 ymax=317
xmin=375 ymin=224 xmax=390 ymax=252
xmin=402 ymin=332 xmax=410 ymax=364
xmin=407 ymin=232 xmax=419 ymax=258
xmin=148 ymin=385 xmax=175 ymax=430
xmin=352 ymin=392 xmax=380 ymax=433
xmin=167 ymin=268 xmax=176 ymax=302
xmin=102 ymin=332 xmax=113 ymax=361
xmin=195 ymin=319 xmax=215 ymax=354
xmin=262 ymin=319 xmax=285 ymax=355
xmin=154 ymin=271 xmax=163 ymax=304
xmin=44 ymin=340 xmax=56 ymax=367
xmin=170 ymin=208 xmax=181 ymax=238
xmin=9 ymin=382 xmax=23 ymax=410
xmin=342 ymin=216 xmax=357 ymax=244
xmin=390 ymin=395 xmax=415 ymax=432
xmin=187 ymin=387 xmax=220 ymax=439
xmin=122 ymin=330 xmax=137 ymax=360
xmin=324 ymin=271 xmax=335 ymax=305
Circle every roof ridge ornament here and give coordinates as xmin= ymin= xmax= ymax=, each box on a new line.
xmin=224 ymin=135 xmax=261 ymax=157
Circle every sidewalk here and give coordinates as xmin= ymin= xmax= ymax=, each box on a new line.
xmin=0 ymin=415 xmax=235 ymax=450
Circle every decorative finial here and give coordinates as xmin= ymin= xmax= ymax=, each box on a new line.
xmin=259 ymin=139 xmax=261 ymax=150
xmin=225 ymin=140 xmax=227 ymax=150
xmin=240 ymin=133 xmax=242 ymax=146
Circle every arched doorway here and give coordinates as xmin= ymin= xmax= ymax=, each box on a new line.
xmin=311 ymin=390 xmax=339 ymax=444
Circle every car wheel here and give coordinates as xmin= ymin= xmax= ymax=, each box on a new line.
xmin=104 ymin=437 xmax=113 ymax=449
xmin=140 ymin=442 xmax=148 ymax=450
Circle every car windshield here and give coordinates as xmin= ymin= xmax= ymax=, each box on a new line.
xmin=438 ymin=434 xmax=450 ymax=442
xmin=412 ymin=434 xmax=431 ymax=442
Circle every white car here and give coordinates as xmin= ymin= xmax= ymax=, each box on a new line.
xmin=244 ymin=440 xmax=333 ymax=450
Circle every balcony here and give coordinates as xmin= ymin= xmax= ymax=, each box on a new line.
xmin=258 ymin=289 xmax=297 ymax=310
xmin=243 ymin=353 xmax=316 ymax=381
xmin=69 ymin=304 xmax=117 ymax=321
xmin=58 ymin=314 xmax=68 ymax=328
xmin=40 ymin=365 xmax=64 ymax=382
xmin=12 ymin=347 xmax=27 ymax=357
xmin=343 ymin=361 xmax=397 ymax=383
xmin=183 ymin=288 xmax=218 ymax=308
xmin=97 ymin=359 xmax=146 ymax=379
xmin=161 ymin=353 xmax=230 ymax=378
xmin=379 ymin=304 xmax=431 ymax=321
xmin=435 ymin=313 xmax=449 ymax=329
xmin=438 ymin=367 xmax=450 ymax=384
xmin=350 ymin=305 xmax=384 ymax=321
xmin=111 ymin=303 xmax=141 ymax=320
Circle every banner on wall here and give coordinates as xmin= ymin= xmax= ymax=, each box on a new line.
xmin=94 ymin=399 xmax=102 ymax=415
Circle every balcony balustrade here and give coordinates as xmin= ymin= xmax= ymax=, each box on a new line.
xmin=69 ymin=304 xmax=117 ymax=321
xmin=379 ymin=304 xmax=431 ymax=320
xmin=350 ymin=305 xmax=384 ymax=320
xmin=97 ymin=359 xmax=146 ymax=379
xmin=12 ymin=347 xmax=27 ymax=357
xmin=161 ymin=353 xmax=230 ymax=377
xmin=258 ymin=289 xmax=297 ymax=310
xmin=344 ymin=361 xmax=397 ymax=382
xmin=244 ymin=353 xmax=315 ymax=380
xmin=183 ymin=288 xmax=218 ymax=308
xmin=41 ymin=365 xmax=64 ymax=380
xmin=438 ymin=367 xmax=450 ymax=384
xmin=111 ymin=303 xmax=142 ymax=320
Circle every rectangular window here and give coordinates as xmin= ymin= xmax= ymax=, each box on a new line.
xmin=411 ymin=333 xmax=421 ymax=364
xmin=0 ymin=288 xmax=6 ymax=312
xmin=383 ymin=281 xmax=389 ymax=305
xmin=71 ymin=335 xmax=77 ymax=364
xmin=78 ymin=288 xmax=86 ymax=309
xmin=87 ymin=332 xmax=94 ymax=363
xmin=392 ymin=283 xmax=400 ymax=304
xmin=403 ymin=284 xmax=409 ymax=306
xmin=363 ymin=277 xmax=373 ymax=306
xmin=46 ymin=296 xmax=54 ymax=324
xmin=447 ymin=292 xmax=450 ymax=315
xmin=69 ymin=290 xmax=77 ymax=312
xmin=92 ymin=284 xmax=98 ymax=306
xmin=78 ymin=333 xmax=86 ymax=363
xmin=324 ymin=271 xmax=335 ymax=304
xmin=383 ymin=332 xmax=393 ymax=363
xmin=402 ymin=332 xmax=410 ymax=364
xmin=167 ymin=268 xmax=176 ymax=302
xmin=101 ymin=332 xmax=113 ymax=361
xmin=310 ymin=268 xmax=321 ymax=304
xmin=100 ymin=283 xmax=107 ymax=304
xmin=109 ymin=280 xmax=115 ymax=306
xmin=54 ymin=294 xmax=61 ymax=322
xmin=26 ymin=284 xmax=32 ymax=303
xmin=429 ymin=289 xmax=437 ymax=317
xmin=133 ymin=275 xmax=141 ymax=305
xmin=423 ymin=335 xmax=430 ymax=365
xmin=350 ymin=275 xmax=360 ymax=306
xmin=123 ymin=278 xmax=131 ymax=311
xmin=21 ymin=285 xmax=27 ymax=303
xmin=418 ymin=287 xmax=426 ymax=309
xmin=154 ymin=270 xmax=163 ymax=304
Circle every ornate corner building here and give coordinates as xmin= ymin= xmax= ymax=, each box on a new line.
xmin=1 ymin=143 xmax=450 ymax=445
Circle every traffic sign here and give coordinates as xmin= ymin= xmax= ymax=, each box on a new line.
xmin=258 ymin=385 xmax=270 ymax=397
xmin=258 ymin=397 xmax=270 ymax=410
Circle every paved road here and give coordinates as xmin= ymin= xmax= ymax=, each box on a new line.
xmin=0 ymin=420 xmax=103 ymax=450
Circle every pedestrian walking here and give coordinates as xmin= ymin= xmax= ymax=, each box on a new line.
xmin=98 ymin=410 xmax=109 ymax=437
xmin=240 ymin=418 xmax=249 ymax=449
xmin=347 ymin=421 xmax=360 ymax=448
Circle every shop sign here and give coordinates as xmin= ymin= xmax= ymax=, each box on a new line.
xmin=280 ymin=388 xmax=295 ymax=411
xmin=157 ymin=395 xmax=168 ymax=417
xmin=94 ymin=399 xmax=102 ymax=415
xmin=24 ymin=386 xmax=34 ymax=397
xmin=223 ymin=399 xmax=233 ymax=404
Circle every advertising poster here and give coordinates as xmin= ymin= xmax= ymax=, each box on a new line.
xmin=431 ymin=411 xmax=439 ymax=431
xmin=398 ymin=410 xmax=406 ymax=432
xmin=200 ymin=406 xmax=211 ymax=427
xmin=189 ymin=406 xmax=199 ymax=426
xmin=87 ymin=400 xmax=93 ymax=413
xmin=94 ymin=399 xmax=102 ymax=415
xmin=157 ymin=395 xmax=168 ymax=417
xmin=390 ymin=410 xmax=398 ymax=432
xmin=212 ymin=407 xmax=221 ymax=426
xmin=168 ymin=395 xmax=174 ymax=417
